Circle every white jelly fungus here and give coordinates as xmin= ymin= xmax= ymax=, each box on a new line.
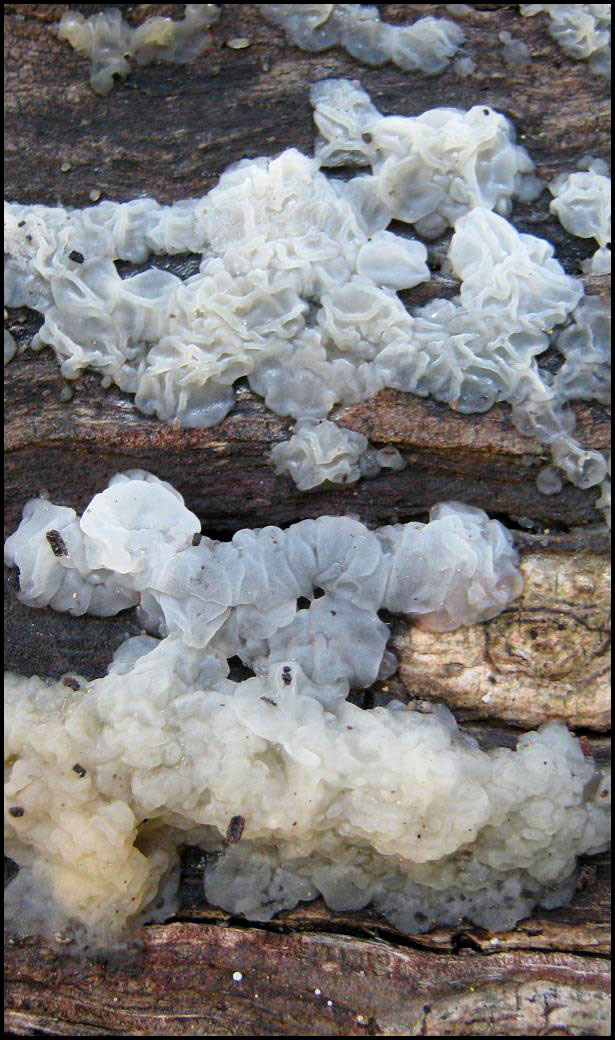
xmin=57 ymin=5 xmax=220 ymax=95
xmin=520 ymin=5 xmax=611 ymax=79
xmin=4 ymin=80 xmax=609 ymax=508
xmin=259 ymin=5 xmax=464 ymax=74
xmin=4 ymin=474 xmax=610 ymax=947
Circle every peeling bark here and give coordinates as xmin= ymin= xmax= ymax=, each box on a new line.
xmin=394 ymin=537 xmax=611 ymax=730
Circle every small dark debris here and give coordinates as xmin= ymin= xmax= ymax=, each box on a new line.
xmin=68 ymin=250 xmax=84 ymax=264
xmin=281 ymin=666 xmax=292 ymax=685
xmin=9 ymin=806 xmax=24 ymax=817
xmin=224 ymin=815 xmax=245 ymax=846
xmin=62 ymin=676 xmax=81 ymax=691
xmin=72 ymin=763 xmax=87 ymax=777
xmin=18 ymin=220 xmax=25 ymax=227
xmin=46 ymin=530 xmax=67 ymax=557
xmin=191 ymin=532 xmax=202 ymax=546
xmin=260 ymin=696 xmax=277 ymax=706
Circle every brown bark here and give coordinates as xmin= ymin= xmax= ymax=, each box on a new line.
xmin=4 ymin=4 xmax=611 ymax=1035
xmin=393 ymin=533 xmax=611 ymax=730
xmin=4 ymin=922 xmax=611 ymax=1037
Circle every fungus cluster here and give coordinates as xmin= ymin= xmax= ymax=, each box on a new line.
xmin=57 ymin=4 xmax=220 ymax=94
xmin=259 ymin=5 xmax=464 ymax=74
xmin=270 ymin=418 xmax=406 ymax=489
xmin=549 ymin=168 xmax=611 ymax=275
xmin=4 ymin=473 xmax=610 ymax=946
xmin=4 ymin=23 xmax=611 ymax=951
xmin=4 ymin=80 xmax=610 ymax=511
xmin=520 ymin=4 xmax=611 ymax=78
xmin=5 ymin=473 xmax=524 ymax=694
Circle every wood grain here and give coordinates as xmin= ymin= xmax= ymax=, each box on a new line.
xmin=4 ymin=922 xmax=611 ymax=1037
xmin=393 ymin=535 xmax=611 ymax=729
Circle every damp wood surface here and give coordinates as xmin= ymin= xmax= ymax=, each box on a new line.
xmin=4 ymin=917 xmax=612 ymax=1037
xmin=4 ymin=3 xmax=611 ymax=1037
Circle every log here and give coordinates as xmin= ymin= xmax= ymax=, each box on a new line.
xmin=392 ymin=530 xmax=611 ymax=731
xmin=4 ymin=922 xmax=611 ymax=1037
xmin=4 ymin=4 xmax=611 ymax=1035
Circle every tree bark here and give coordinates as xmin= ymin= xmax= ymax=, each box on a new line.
xmin=4 ymin=4 xmax=610 ymax=1035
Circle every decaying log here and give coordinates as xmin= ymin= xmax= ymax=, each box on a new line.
xmin=5 ymin=922 xmax=611 ymax=1037
xmin=3 ymin=331 xmax=611 ymax=539
xmin=393 ymin=531 xmax=611 ymax=730
xmin=4 ymin=5 xmax=611 ymax=212
xmin=4 ymin=3 xmax=611 ymax=1036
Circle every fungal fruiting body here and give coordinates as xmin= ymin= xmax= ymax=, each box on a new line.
xmin=259 ymin=5 xmax=464 ymax=74
xmin=4 ymin=473 xmax=610 ymax=947
xmin=520 ymin=5 xmax=611 ymax=78
xmin=4 ymin=80 xmax=610 ymax=512
xmin=57 ymin=4 xmax=220 ymax=94
xmin=498 ymin=31 xmax=532 ymax=67
xmin=4 ymin=328 xmax=17 ymax=365
xmin=310 ymin=78 xmax=542 ymax=230
xmin=549 ymin=169 xmax=611 ymax=274
xmin=4 ymin=473 xmax=525 ymax=691
xmin=270 ymin=418 xmax=406 ymax=489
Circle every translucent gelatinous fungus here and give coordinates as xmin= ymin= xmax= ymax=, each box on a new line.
xmin=5 ymin=473 xmax=610 ymax=947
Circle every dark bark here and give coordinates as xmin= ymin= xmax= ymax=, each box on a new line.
xmin=4 ymin=920 xmax=611 ymax=1037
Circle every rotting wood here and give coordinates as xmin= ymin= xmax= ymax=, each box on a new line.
xmin=172 ymin=844 xmax=611 ymax=957
xmin=4 ymin=6 xmax=611 ymax=533
xmin=4 ymin=922 xmax=611 ymax=1037
xmin=4 ymin=3 xmax=611 ymax=1036
xmin=3 ymin=310 xmax=611 ymax=539
xmin=393 ymin=536 xmax=611 ymax=730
